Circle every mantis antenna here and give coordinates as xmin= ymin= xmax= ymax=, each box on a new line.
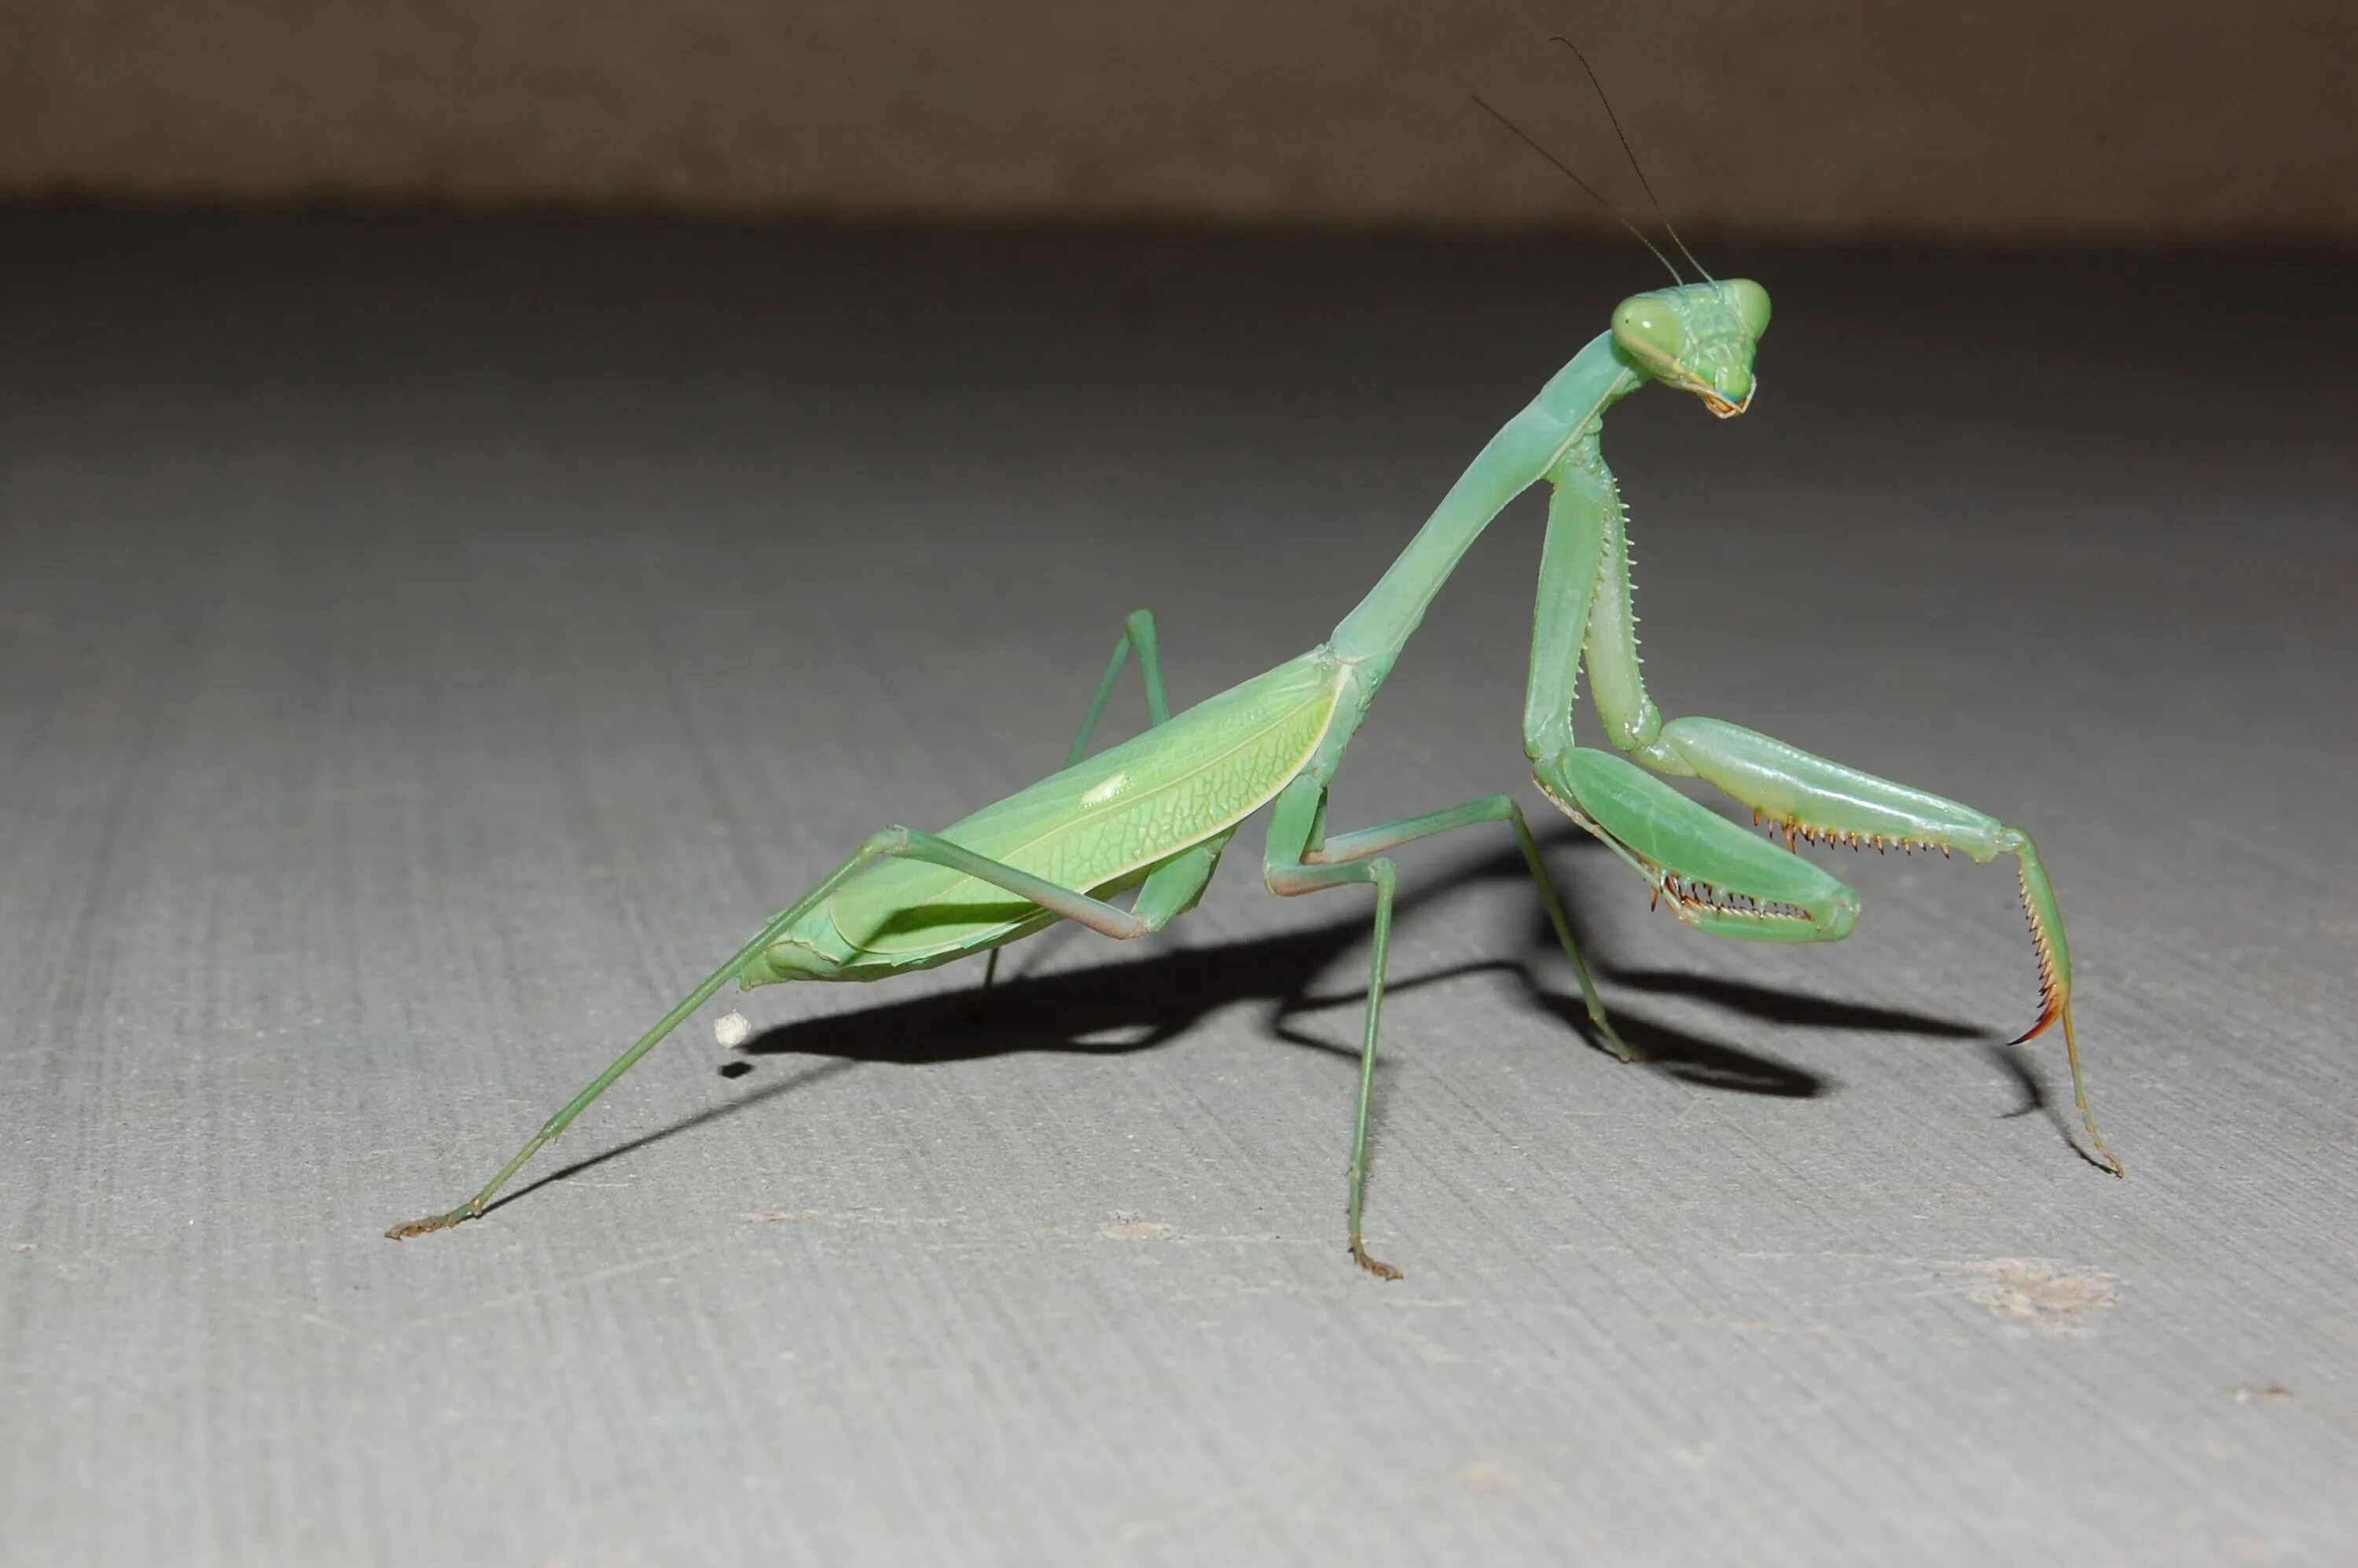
xmin=1470 ymin=93 xmax=1684 ymax=286
xmin=1548 ymin=35 xmax=1713 ymax=283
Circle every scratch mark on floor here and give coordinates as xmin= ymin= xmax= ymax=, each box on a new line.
xmin=1956 ymin=1257 xmax=2117 ymax=1335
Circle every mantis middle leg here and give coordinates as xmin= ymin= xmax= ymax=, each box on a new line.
xmin=1262 ymin=773 xmax=1628 ymax=1280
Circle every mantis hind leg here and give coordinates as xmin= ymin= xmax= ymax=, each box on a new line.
xmin=388 ymin=832 xmax=912 ymax=1239
xmin=978 ymin=608 xmax=1175 ymax=1009
xmin=391 ymin=824 xmax=1192 ymax=1239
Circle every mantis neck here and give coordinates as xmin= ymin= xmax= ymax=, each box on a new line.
xmin=1328 ymin=331 xmax=1645 ymax=684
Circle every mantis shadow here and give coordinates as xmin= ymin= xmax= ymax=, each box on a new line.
xmin=733 ymin=828 xmax=1963 ymax=1098
xmin=487 ymin=832 xmax=2060 ymax=1214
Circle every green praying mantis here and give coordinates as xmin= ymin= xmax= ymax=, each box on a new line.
xmin=391 ymin=86 xmax=2123 ymax=1279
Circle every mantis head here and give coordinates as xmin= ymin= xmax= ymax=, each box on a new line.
xmin=1611 ymin=279 xmax=1771 ymax=417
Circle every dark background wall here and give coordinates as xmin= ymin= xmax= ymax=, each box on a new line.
xmin=4 ymin=0 xmax=2352 ymax=241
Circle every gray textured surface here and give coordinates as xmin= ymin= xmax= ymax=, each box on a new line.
xmin=2 ymin=214 xmax=2354 ymax=1566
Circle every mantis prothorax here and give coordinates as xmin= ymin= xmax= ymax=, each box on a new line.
xmin=391 ymin=276 xmax=2121 ymax=1277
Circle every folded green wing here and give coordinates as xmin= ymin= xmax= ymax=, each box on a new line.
xmin=828 ymin=649 xmax=1346 ymax=957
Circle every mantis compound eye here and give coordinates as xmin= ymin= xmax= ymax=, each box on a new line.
xmin=1611 ymin=294 xmax=1688 ymax=373
xmin=1722 ymin=278 xmax=1772 ymax=343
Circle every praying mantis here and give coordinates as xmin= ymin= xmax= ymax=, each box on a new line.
xmin=389 ymin=266 xmax=2124 ymax=1277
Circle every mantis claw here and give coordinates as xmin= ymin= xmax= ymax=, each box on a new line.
xmin=386 ymin=1194 xmax=489 ymax=1239
xmin=1594 ymin=1015 xmax=1644 ymax=1065
xmin=1351 ymin=1238 xmax=1403 ymax=1280
xmin=2006 ymin=851 xmax=2074 ymax=1049
xmin=385 ymin=1210 xmax=465 ymax=1240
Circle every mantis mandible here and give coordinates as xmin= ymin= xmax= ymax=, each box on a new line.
xmin=389 ymin=270 xmax=2124 ymax=1276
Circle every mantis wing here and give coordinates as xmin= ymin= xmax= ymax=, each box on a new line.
xmin=825 ymin=649 xmax=1348 ymax=957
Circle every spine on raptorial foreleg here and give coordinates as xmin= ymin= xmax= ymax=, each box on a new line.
xmin=1579 ymin=458 xmax=1673 ymax=765
xmin=2000 ymin=829 xmax=2072 ymax=1040
xmin=1659 ymin=718 xmax=2008 ymax=857
xmin=1645 ymin=714 xmax=2110 ymax=1164
xmin=2003 ymin=828 xmax=2118 ymax=1174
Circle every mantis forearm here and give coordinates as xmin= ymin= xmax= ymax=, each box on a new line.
xmin=1522 ymin=451 xmax=1685 ymax=774
xmin=1521 ymin=457 xmax=1608 ymax=765
xmin=1579 ymin=458 xmax=1679 ymax=768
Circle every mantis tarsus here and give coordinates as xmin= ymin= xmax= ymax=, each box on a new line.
xmin=391 ymin=275 xmax=2122 ymax=1278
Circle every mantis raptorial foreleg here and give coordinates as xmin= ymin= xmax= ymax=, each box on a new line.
xmin=1522 ymin=458 xmax=1853 ymax=933
xmin=1638 ymin=718 xmax=2118 ymax=1176
xmin=1264 ymin=773 xmax=1632 ymax=1279
xmin=1521 ymin=452 xmax=2120 ymax=1176
xmin=1537 ymin=747 xmax=1862 ymax=939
